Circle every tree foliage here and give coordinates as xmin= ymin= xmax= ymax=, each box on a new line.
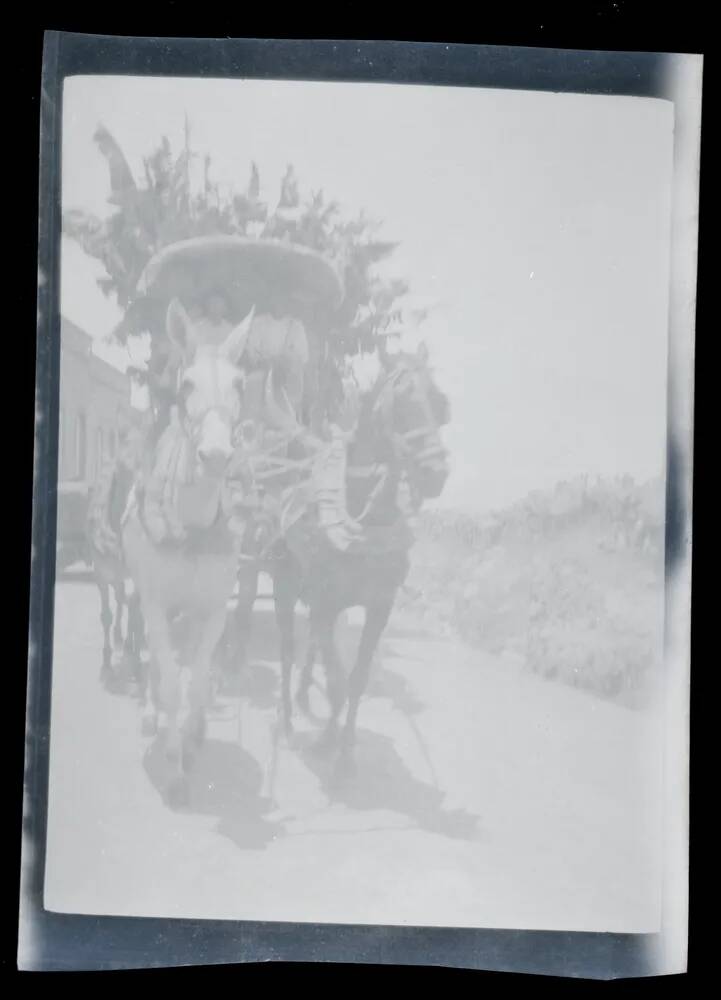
xmin=63 ymin=124 xmax=410 ymax=366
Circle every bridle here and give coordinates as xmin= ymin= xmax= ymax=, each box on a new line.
xmin=174 ymin=356 xmax=244 ymax=459
xmin=371 ymin=364 xmax=448 ymax=475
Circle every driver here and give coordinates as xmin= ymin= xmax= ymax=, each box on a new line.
xmin=191 ymin=287 xmax=234 ymax=349
xmin=243 ymin=289 xmax=309 ymax=421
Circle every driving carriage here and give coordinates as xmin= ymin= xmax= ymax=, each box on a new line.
xmin=131 ymin=233 xmax=349 ymax=567
xmin=104 ymin=230 xmax=448 ymax=803
xmin=119 ymin=235 xmax=349 ymax=798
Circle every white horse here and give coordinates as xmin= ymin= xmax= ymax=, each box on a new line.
xmin=122 ymin=301 xmax=255 ymax=807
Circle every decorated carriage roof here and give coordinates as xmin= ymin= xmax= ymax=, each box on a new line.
xmin=135 ymin=235 xmax=345 ymax=317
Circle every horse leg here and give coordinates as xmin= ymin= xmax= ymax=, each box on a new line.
xmin=112 ymin=581 xmax=125 ymax=653
xmin=98 ymin=581 xmax=112 ymax=674
xmin=127 ymin=590 xmax=146 ymax=685
xmin=296 ymin=637 xmax=317 ymax=715
xmin=227 ymin=562 xmax=258 ymax=679
xmin=314 ymin=609 xmax=347 ymax=750
xmin=144 ymin=605 xmax=186 ymax=806
xmin=125 ymin=585 xmax=138 ymax=654
xmin=123 ymin=579 xmax=138 ymax=652
xmin=140 ymin=648 xmax=160 ymax=736
xmin=182 ymin=606 xmax=227 ymax=773
xmin=273 ymin=569 xmax=299 ymax=738
xmin=338 ymin=601 xmax=392 ymax=774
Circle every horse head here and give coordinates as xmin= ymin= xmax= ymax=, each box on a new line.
xmin=373 ymin=341 xmax=450 ymax=501
xmin=166 ymin=298 xmax=255 ymax=480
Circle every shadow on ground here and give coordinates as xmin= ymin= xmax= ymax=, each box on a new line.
xmin=295 ymin=727 xmax=483 ymax=842
xmin=131 ymin=601 xmax=480 ymax=847
xmin=142 ymin=734 xmax=283 ymax=850
xmin=222 ymin=605 xmax=432 ymax=716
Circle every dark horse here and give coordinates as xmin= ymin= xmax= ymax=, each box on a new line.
xmin=231 ymin=343 xmax=450 ymax=773
xmin=86 ymin=429 xmax=145 ymax=680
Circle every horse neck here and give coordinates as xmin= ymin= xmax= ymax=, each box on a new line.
xmin=345 ymin=395 xmax=401 ymax=524
xmin=146 ymin=418 xmax=227 ymax=514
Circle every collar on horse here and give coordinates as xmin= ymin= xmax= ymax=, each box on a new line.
xmin=129 ymin=417 xmax=245 ymax=554
xmin=133 ymin=478 xmax=238 ymax=555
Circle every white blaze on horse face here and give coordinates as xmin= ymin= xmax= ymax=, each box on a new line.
xmin=182 ymin=353 xmax=243 ymax=470
xmin=199 ymin=408 xmax=234 ymax=461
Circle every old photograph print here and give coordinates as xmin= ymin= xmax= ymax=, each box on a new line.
xmin=44 ymin=74 xmax=674 ymax=934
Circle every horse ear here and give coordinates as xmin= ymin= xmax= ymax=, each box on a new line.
xmin=221 ymin=305 xmax=256 ymax=365
xmin=166 ymin=299 xmax=196 ymax=362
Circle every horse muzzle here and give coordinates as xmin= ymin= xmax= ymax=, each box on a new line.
xmin=197 ymin=446 xmax=233 ymax=479
xmin=411 ymin=447 xmax=450 ymax=500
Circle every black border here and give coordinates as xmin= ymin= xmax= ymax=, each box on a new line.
xmin=20 ymin=30 xmax=697 ymax=977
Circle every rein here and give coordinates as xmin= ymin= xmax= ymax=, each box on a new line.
xmin=133 ymin=396 xmax=242 ymax=550
xmin=371 ymin=366 xmax=446 ymax=470
xmin=219 ymin=360 xmax=443 ymax=560
xmin=246 ymin=438 xmax=322 ymax=483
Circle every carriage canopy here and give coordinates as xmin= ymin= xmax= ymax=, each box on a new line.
xmin=135 ymin=235 xmax=345 ymax=320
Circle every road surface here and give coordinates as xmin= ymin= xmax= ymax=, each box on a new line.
xmin=44 ymin=577 xmax=664 ymax=933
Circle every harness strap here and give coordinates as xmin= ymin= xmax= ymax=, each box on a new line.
xmin=347 ymin=464 xmax=378 ymax=477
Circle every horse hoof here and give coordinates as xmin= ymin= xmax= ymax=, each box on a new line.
xmin=181 ymin=736 xmax=199 ymax=774
xmin=217 ymin=673 xmax=233 ymax=696
xmin=195 ymin=716 xmax=207 ymax=747
xmin=140 ymin=714 xmax=158 ymax=737
xmin=181 ymin=748 xmax=194 ymax=774
xmin=311 ymin=728 xmax=339 ymax=756
xmin=101 ymin=668 xmax=122 ymax=694
xmin=110 ymin=653 xmax=125 ymax=673
xmin=166 ymin=776 xmax=190 ymax=810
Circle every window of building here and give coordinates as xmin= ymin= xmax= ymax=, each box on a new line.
xmin=96 ymin=427 xmax=104 ymax=479
xmin=75 ymin=412 xmax=87 ymax=481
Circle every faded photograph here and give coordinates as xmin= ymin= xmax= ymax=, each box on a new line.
xmin=46 ymin=75 xmax=674 ymax=933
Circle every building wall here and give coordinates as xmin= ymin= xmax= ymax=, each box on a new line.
xmin=58 ymin=317 xmax=133 ymax=485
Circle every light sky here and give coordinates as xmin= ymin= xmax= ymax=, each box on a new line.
xmin=61 ymin=75 xmax=674 ymax=512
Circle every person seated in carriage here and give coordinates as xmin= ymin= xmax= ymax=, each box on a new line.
xmin=188 ymin=286 xmax=235 ymax=349
xmin=149 ymin=284 xmax=309 ymax=433
xmin=138 ymin=273 xmax=360 ymax=554
xmin=241 ymin=286 xmax=310 ymax=424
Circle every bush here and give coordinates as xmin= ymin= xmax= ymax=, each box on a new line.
xmin=401 ymin=475 xmax=664 ymax=708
